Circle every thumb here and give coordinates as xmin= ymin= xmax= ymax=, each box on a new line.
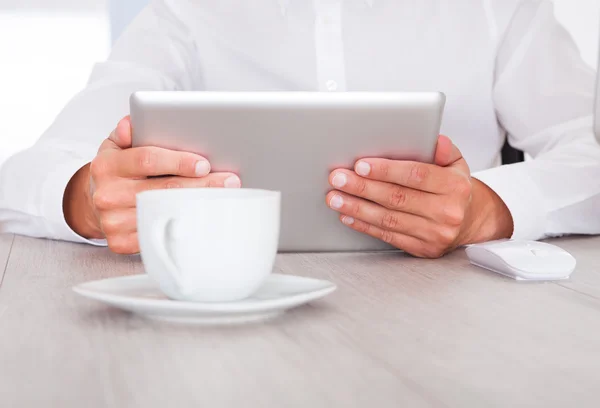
xmin=107 ymin=116 xmax=133 ymax=150
xmin=434 ymin=135 xmax=463 ymax=167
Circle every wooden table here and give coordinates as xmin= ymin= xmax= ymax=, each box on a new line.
xmin=1 ymin=234 xmax=599 ymax=407
xmin=0 ymin=233 xmax=13 ymax=288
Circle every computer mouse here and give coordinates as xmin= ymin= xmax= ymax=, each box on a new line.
xmin=465 ymin=239 xmax=576 ymax=281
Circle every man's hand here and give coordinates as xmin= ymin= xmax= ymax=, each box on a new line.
xmin=63 ymin=116 xmax=241 ymax=254
xmin=326 ymin=135 xmax=514 ymax=258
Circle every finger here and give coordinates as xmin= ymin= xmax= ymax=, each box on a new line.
xmin=354 ymin=158 xmax=451 ymax=193
xmin=329 ymin=169 xmax=437 ymax=216
xmin=142 ymin=172 xmax=241 ymax=191
xmin=326 ymin=191 xmax=432 ymax=241
xmin=99 ymin=116 xmax=132 ymax=154
xmin=93 ymin=173 xmax=241 ymax=210
xmin=434 ymin=135 xmax=463 ymax=167
xmin=98 ymin=137 xmax=120 ymax=154
xmin=114 ymin=146 xmax=212 ymax=178
xmin=106 ymin=232 xmax=140 ymax=255
xmin=337 ymin=214 xmax=425 ymax=254
xmin=98 ymin=208 xmax=137 ymax=236
xmin=108 ymin=116 xmax=132 ymax=149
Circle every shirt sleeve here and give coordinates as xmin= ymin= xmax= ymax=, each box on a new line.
xmin=0 ymin=0 xmax=198 ymax=243
xmin=472 ymin=0 xmax=600 ymax=240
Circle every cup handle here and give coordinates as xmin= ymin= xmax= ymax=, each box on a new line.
xmin=151 ymin=217 xmax=186 ymax=289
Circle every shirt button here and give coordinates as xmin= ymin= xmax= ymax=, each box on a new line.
xmin=322 ymin=15 xmax=333 ymax=25
xmin=326 ymin=80 xmax=338 ymax=91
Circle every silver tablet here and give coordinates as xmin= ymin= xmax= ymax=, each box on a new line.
xmin=131 ymin=91 xmax=445 ymax=252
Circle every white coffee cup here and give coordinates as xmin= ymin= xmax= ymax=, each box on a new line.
xmin=136 ymin=188 xmax=281 ymax=302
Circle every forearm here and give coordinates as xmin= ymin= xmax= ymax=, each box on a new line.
xmin=1 ymin=1 xmax=195 ymax=244
xmin=473 ymin=123 xmax=600 ymax=240
xmin=485 ymin=1 xmax=600 ymax=241
xmin=0 ymin=145 xmax=94 ymax=242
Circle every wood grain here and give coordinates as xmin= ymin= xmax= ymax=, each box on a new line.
xmin=0 ymin=234 xmax=14 ymax=288
xmin=0 ymin=235 xmax=600 ymax=407
xmin=547 ymin=236 xmax=600 ymax=300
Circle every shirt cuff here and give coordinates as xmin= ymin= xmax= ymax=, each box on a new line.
xmin=41 ymin=158 xmax=107 ymax=246
xmin=472 ymin=163 xmax=548 ymax=241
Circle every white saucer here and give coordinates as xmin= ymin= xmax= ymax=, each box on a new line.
xmin=73 ymin=274 xmax=337 ymax=325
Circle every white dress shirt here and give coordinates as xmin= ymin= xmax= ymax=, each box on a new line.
xmin=1 ymin=0 xmax=599 ymax=245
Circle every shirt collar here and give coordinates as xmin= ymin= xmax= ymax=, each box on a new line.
xmin=278 ymin=0 xmax=374 ymax=16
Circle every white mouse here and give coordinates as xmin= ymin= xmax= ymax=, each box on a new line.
xmin=465 ymin=239 xmax=576 ymax=281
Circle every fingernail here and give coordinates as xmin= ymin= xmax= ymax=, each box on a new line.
xmin=331 ymin=173 xmax=347 ymax=188
xmin=329 ymin=194 xmax=344 ymax=209
xmin=224 ymin=175 xmax=241 ymax=188
xmin=342 ymin=216 xmax=355 ymax=225
xmin=195 ymin=160 xmax=211 ymax=176
xmin=356 ymin=161 xmax=371 ymax=177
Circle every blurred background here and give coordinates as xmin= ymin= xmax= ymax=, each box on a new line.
xmin=0 ymin=0 xmax=598 ymax=165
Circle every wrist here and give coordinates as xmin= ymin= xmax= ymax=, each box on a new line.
xmin=459 ymin=178 xmax=514 ymax=245
xmin=63 ymin=163 xmax=104 ymax=239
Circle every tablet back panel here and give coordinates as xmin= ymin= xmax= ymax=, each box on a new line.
xmin=131 ymin=92 xmax=445 ymax=252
